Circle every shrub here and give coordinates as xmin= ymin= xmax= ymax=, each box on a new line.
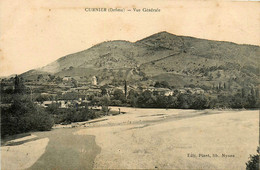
xmin=20 ymin=109 xmax=54 ymax=131
xmin=246 ymin=147 xmax=259 ymax=170
xmin=113 ymin=89 xmax=126 ymax=102
xmin=191 ymin=94 xmax=209 ymax=109
xmin=154 ymin=81 xmax=170 ymax=88
xmin=101 ymin=105 xmax=110 ymax=115
xmin=52 ymin=107 xmax=101 ymax=124
xmin=1 ymin=95 xmax=54 ymax=137
xmin=177 ymin=94 xmax=193 ymax=109
xmin=110 ymin=100 xmax=122 ymax=106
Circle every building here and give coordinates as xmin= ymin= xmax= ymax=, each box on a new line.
xmin=193 ymin=88 xmax=205 ymax=94
xmin=145 ymin=87 xmax=174 ymax=96
xmin=75 ymin=86 xmax=102 ymax=97
xmin=63 ymin=76 xmax=72 ymax=82
xmin=92 ymin=76 xmax=97 ymax=85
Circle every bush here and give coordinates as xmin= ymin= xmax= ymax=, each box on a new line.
xmin=102 ymin=105 xmax=110 ymax=115
xmin=246 ymin=147 xmax=259 ymax=170
xmin=110 ymin=100 xmax=122 ymax=106
xmin=191 ymin=94 xmax=209 ymax=109
xmin=1 ymin=77 xmax=55 ymax=138
xmin=1 ymin=96 xmax=54 ymax=137
xmin=214 ymin=92 xmax=259 ymax=109
xmin=52 ymin=107 xmax=100 ymax=124
xmin=177 ymin=94 xmax=193 ymax=109
xmin=20 ymin=110 xmax=53 ymax=131
xmin=154 ymin=81 xmax=170 ymax=88
xmin=112 ymin=89 xmax=126 ymax=102
xmin=46 ymin=102 xmax=60 ymax=114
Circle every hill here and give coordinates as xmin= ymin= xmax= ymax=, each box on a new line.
xmin=21 ymin=31 xmax=260 ymax=88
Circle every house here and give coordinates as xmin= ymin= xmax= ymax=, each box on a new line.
xmin=178 ymin=88 xmax=205 ymax=94
xmin=145 ymin=86 xmax=156 ymax=92
xmin=153 ymin=88 xmax=173 ymax=96
xmin=75 ymin=86 xmax=102 ymax=97
xmin=92 ymin=76 xmax=97 ymax=85
xmin=194 ymin=88 xmax=205 ymax=94
xmin=63 ymin=76 xmax=72 ymax=82
xmin=42 ymin=101 xmax=56 ymax=107
xmin=164 ymin=90 xmax=174 ymax=96
xmin=145 ymin=87 xmax=173 ymax=96
xmin=178 ymin=89 xmax=187 ymax=94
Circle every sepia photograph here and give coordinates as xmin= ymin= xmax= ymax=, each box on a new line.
xmin=0 ymin=0 xmax=259 ymax=169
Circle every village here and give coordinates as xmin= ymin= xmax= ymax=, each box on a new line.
xmin=39 ymin=75 xmax=207 ymax=108
xmin=1 ymin=75 xmax=207 ymax=109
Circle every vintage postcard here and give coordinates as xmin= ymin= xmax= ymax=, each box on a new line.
xmin=0 ymin=0 xmax=259 ymax=169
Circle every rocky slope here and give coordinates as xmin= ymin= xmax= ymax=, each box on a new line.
xmin=21 ymin=31 xmax=260 ymax=88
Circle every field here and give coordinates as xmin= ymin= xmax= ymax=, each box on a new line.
xmin=1 ymin=108 xmax=259 ymax=169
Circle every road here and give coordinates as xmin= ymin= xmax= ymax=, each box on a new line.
xmin=1 ymin=108 xmax=259 ymax=169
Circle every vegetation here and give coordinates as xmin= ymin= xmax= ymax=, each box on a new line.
xmin=19 ymin=31 xmax=259 ymax=91
xmin=1 ymin=74 xmax=259 ymax=138
xmin=1 ymin=76 xmax=54 ymax=137
xmin=103 ymin=86 xmax=258 ymax=109
xmin=1 ymin=94 xmax=54 ymax=137
xmin=50 ymin=106 xmax=99 ymax=124
xmin=46 ymin=101 xmax=108 ymax=124
xmin=246 ymin=147 xmax=259 ymax=170
xmin=154 ymin=81 xmax=171 ymax=89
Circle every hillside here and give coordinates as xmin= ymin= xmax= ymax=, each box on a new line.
xmin=21 ymin=31 xmax=260 ymax=88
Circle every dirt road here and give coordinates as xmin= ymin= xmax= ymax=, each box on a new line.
xmin=1 ymin=108 xmax=259 ymax=169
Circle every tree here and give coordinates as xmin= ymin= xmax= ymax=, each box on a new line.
xmin=255 ymin=88 xmax=259 ymax=98
xmin=48 ymin=74 xmax=55 ymax=81
xmin=113 ymin=89 xmax=126 ymax=102
xmin=137 ymin=90 xmax=156 ymax=108
xmin=14 ymin=75 xmax=25 ymax=94
xmin=127 ymin=89 xmax=139 ymax=107
xmin=124 ymin=80 xmax=127 ymax=98
xmin=208 ymin=73 xmax=213 ymax=81
xmin=154 ymin=81 xmax=170 ymax=88
xmin=246 ymin=147 xmax=259 ymax=170
xmin=168 ymin=96 xmax=178 ymax=108
xmin=223 ymin=82 xmax=226 ymax=89
xmin=191 ymin=94 xmax=209 ymax=109
xmin=37 ymin=74 xmax=43 ymax=82
xmin=101 ymin=86 xmax=107 ymax=96
xmin=246 ymin=95 xmax=257 ymax=108
xmin=71 ymin=78 xmax=78 ymax=88
xmin=100 ymin=96 xmax=110 ymax=106
xmin=62 ymin=92 xmax=78 ymax=100
xmin=217 ymin=71 xmax=221 ymax=78
xmin=242 ymin=88 xmax=247 ymax=98
xmin=218 ymin=82 xmax=222 ymax=90
xmin=46 ymin=102 xmax=60 ymax=115
xmin=177 ymin=94 xmax=193 ymax=109
xmin=55 ymin=76 xmax=63 ymax=83
xmin=155 ymin=95 xmax=169 ymax=108
xmin=1 ymin=94 xmax=54 ymax=137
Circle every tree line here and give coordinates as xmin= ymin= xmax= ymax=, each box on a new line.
xmin=92 ymin=87 xmax=259 ymax=109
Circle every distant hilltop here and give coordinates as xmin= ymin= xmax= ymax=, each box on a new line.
xmin=19 ymin=31 xmax=259 ymax=89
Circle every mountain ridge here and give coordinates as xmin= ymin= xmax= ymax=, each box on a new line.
xmin=20 ymin=31 xmax=259 ymax=88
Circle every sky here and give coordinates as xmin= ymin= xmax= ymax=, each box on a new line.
xmin=0 ymin=0 xmax=259 ymax=76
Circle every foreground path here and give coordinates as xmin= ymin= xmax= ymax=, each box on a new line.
xmin=1 ymin=108 xmax=259 ymax=169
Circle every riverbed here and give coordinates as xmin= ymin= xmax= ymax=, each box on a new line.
xmin=1 ymin=108 xmax=259 ymax=169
